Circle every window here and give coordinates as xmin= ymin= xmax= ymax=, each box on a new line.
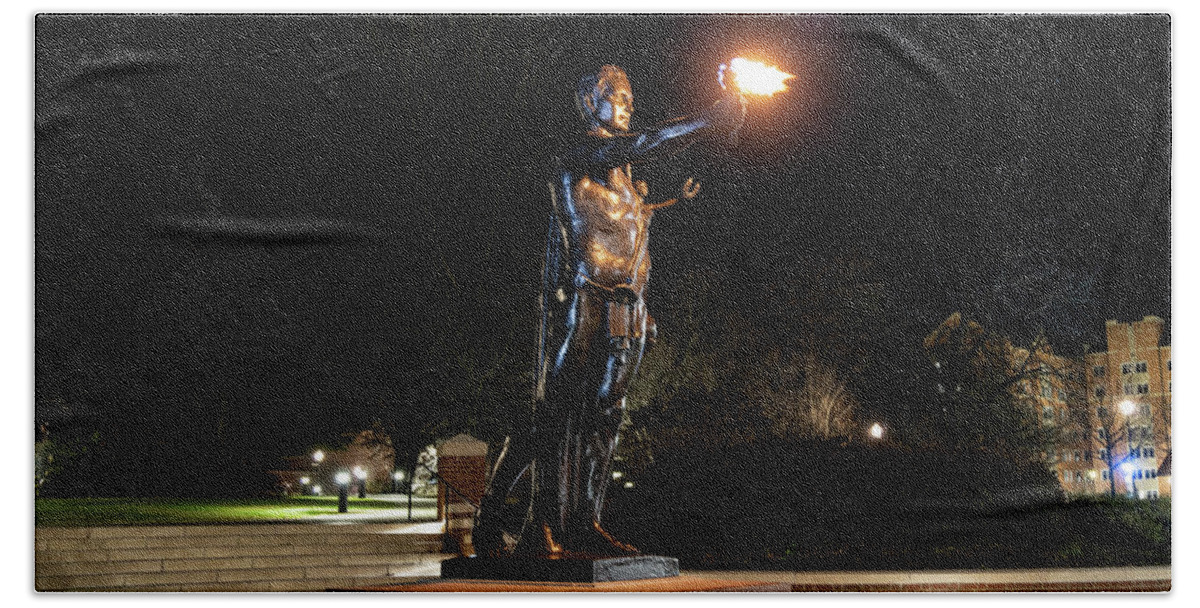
xmin=1137 ymin=383 xmax=1150 ymax=395
xmin=1145 ymin=447 xmax=1155 ymax=458
xmin=1148 ymin=490 xmax=1159 ymax=499
xmin=1122 ymin=363 xmax=1134 ymax=375
xmin=1131 ymin=446 xmax=1141 ymax=459
xmin=1167 ymin=360 xmax=1171 ymax=371
xmin=1094 ymin=386 xmax=1105 ymax=399
xmin=1098 ymin=448 xmax=1108 ymax=461
xmin=1124 ymin=384 xmax=1135 ymax=395
xmin=1097 ymin=428 xmax=1107 ymax=441
xmin=1102 ymin=470 xmax=1109 ymax=481
xmin=1136 ymin=362 xmax=1148 ymax=373
xmin=1140 ymin=404 xmax=1151 ymax=416
xmin=1097 ymin=406 xmax=1108 ymax=418
xmin=1074 ymin=451 xmax=1082 ymax=462
xmin=1149 ymin=469 xmax=1157 ymax=479
xmin=1093 ymin=365 xmax=1106 ymax=377
xmin=1042 ymin=385 xmax=1052 ymax=398
xmin=1075 ymin=472 xmax=1084 ymax=482
xmin=1058 ymin=389 xmax=1066 ymax=401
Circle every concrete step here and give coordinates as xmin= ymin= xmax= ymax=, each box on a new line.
xmin=37 ymin=551 xmax=443 ymax=577
xmin=35 ymin=522 xmax=448 ymax=592
xmin=36 ymin=532 xmax=443 ymax=555
xmin=36 ymin=557 xmax=449 ymax=592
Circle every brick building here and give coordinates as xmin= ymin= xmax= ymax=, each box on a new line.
xmin=926 ymin=314 xmax=1171 ymax=500
xmin=1082 ymin=316 xmax=1172 ymax=498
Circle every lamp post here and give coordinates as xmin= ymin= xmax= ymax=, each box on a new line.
xmin=312 ymin=450 xmax=325 ymax=496
xmin=869 ymin=423 xmax=885 ymax=441
xmin=392 ymin=470 xmax=404 ymax=494
xmin=353 ymin=466 xmax=368 ymax=499
xmin=335 ymin=471 xmax=351 ymax=513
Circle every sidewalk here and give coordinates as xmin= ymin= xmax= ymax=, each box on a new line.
xmin=303 ymin=493 xmax=440 ymax=524
xmin=684 ymin=566 xmax=1171 ymax=592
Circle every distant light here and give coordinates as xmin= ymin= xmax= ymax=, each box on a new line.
xmin=335 ymin=471 xmax=352 ymax=485
xmin=1087 ymin=470 xmax=1098 ymax=480
xmin=312 ymin=485 xmax=322 ymax=495
xmin=612 ymin=471 xmax=623 ymax=479
xmin=869 ymin=423 xmax=885 ymax=440
xmin=353 ymin=466 xmax=368 ymax=480
xmin=393 ymin=471 xmax=405 ymax=481
xmin=313 ymin=450 xmax=325 ymax=463
xmin=299 ymin=476 xmax=310 ymax=485
xmin=623 ymin=481 xmax=634 ymax=489
xmin=1119 ymin=400 xmax=1136 ymax=416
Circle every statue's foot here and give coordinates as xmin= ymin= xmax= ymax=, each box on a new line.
xmin=562 ymin=520 xmax=640 ymax=558
xmin=511 ymin=522 xmax=565 ymax=558
xmin=471 ymin=519 xmax=509 ymax=558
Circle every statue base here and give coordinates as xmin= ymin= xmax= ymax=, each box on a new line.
xmin=439 ymin=555 xmax=679 ymax=583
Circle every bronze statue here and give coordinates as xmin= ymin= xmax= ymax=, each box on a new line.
xmin=474 ymin=65 xmax=746 ymax=558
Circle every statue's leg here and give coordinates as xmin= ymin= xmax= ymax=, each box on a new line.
xmin=562 ymin=301 xmax=648 ymax=556
xmin=514 ymin=289 xmax=604 ymax=557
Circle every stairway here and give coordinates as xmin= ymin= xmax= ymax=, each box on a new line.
xmin=35 ymin=521 xmax=450 ymax=591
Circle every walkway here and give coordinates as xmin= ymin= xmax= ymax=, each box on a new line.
xmin=684 ymin=565 xmax=1171 ymax=592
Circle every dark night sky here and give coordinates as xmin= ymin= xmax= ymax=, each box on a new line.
xmin=35 ymin=15 xmax=1170 ymax=465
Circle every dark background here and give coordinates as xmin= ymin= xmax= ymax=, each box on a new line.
xmin=35 ymin=14 xmax=1170 ymax=495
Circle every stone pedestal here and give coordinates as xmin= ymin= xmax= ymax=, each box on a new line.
xmin=439 ymin=555 xmax=679 ymax=583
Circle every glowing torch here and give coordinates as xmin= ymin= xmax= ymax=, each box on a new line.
xmin=719 ymin=57 xmax=795 ymax=97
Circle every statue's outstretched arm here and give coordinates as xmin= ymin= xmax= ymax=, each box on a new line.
xmin=571 ymin=93 xmax=745 ymax=168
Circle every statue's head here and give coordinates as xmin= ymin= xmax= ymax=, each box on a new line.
xmin=577 ymin=65 xmax=633 ymax=132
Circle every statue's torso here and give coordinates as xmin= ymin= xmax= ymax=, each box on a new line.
xmin=565 ymin=164 xmax=651 ymax=293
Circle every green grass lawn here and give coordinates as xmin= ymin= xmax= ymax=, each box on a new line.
xmin=35 ymin=496 xmax=438 ymax=527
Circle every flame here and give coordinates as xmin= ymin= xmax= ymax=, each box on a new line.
xmin=725 ymin=57 xmax=794 ymax=96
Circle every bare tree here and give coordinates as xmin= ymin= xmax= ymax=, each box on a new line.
xmin=748 ymin=350 xmax=859 ymax=440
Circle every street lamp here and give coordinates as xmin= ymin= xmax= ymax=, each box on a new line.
xmin=1119 ymin=400 xmax=1137 ymax=416
xmin=392 ymin=470 xmax=405 ymax=494
xmin=311 ymin=450 xmax=325 ymax=495
xmin=353 ymin=466 xmax=368 ymax=499
xmin=335 ymin=471 xmax=351 ymax=513
xmin=869 ymin=423 xmax=885 ymax=440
